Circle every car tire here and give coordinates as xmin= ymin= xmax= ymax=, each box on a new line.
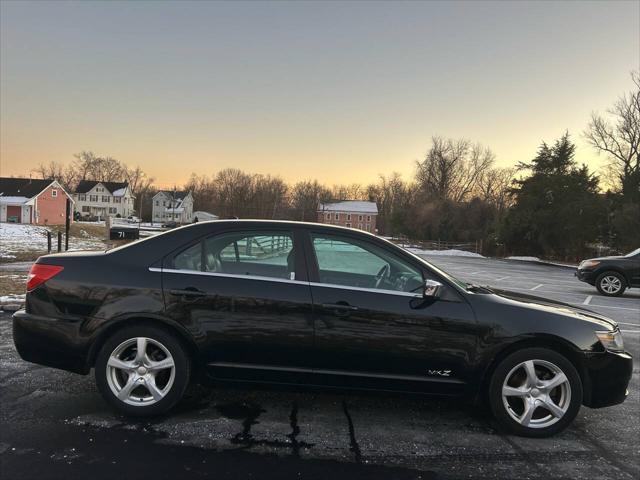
xmin=95 ymin=325 xmax=190 ymax=416
xmin=595 ymin=271 xmax=626 ymax=297
xmin=489 ymin=348 xmax=582 ymax=438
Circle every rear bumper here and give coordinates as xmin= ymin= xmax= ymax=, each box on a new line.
xmin=575 ymin=269 xmax=597 ymax=285
xmin=12 ymin=310 xmax=90 ymax=374
xmin=581 ymin=350 xmax=633 ymax=408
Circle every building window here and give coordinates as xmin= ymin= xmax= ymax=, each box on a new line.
xmin=366 ymin=223 xmax=371 ymax=232
xmin=81 ymin=206 xmax=90 ymax=212
xmin=358 ymin=215 xmax=363 ymax=221
xmin=109 ymin=207 xmax=117 ymax=214
xmin=345 ymin=222 xmax=351 ymax=228
xmin=155 ymin=200 xmax=159 ymax=206
xmin=102 ymin=195 xmax=110 ymax=203
xmin=346 ymin=214 xmax=351 ymax=221
xmin=90 ymin=195 xmax=98 ymax=202
xmin=335 ymin=213 xmax=339 ymax=221
xmin=358 ymin=223 xmax=363 ymax=229
xmin=325 ymin=213 xmax=330 ymax=220
xmin=114 ymin=197 xmax=121 ymax=203
xmin=78 ymin=194 xmax=86 ymax=201
xmin=367 ymin=215 xmax=371 ymax=222
xmin=51 ymin=190 xmax=58 ymax=198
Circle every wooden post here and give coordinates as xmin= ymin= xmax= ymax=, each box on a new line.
xmin=47 ymin=231 xmax=52 ymax=253
xmin=65 ymin=199 xmax=71 ymax=251
xmin=57 ymin=231 xmax=62 ymax=252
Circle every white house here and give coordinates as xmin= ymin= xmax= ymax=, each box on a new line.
xmin=152 ymin=190 xmax=194 ymax=224
xmin=73 ymin=181 xmax=135 ymax=219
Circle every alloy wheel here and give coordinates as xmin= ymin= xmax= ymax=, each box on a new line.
xmin=600 ymin=276 xmax=622 ymax=295
xmin=106 ymin=337 xmax=176 ymax=406
xmin=501 ymin=359 xmax=571 ymax=429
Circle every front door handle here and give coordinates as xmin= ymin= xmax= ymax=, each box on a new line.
xmin=169 ymin=288 xmax=206 ymax=298
xmin=321 ymin=302 xmax=359 ymax=317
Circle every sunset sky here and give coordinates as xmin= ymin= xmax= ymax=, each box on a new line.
xmin=1 ymin=1 xmax=638 ymax=189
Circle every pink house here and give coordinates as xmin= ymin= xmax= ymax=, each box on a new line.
xmin=0 ymin=178 xmax=74 ymax=225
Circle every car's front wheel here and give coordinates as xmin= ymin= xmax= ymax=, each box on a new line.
xmin=595 ymin=271 xmax=626 ymax=297
xmin=95 ymin=325 xmax=190 ymax=416
xmin=489 ymin=348 xmax=582 ymax=437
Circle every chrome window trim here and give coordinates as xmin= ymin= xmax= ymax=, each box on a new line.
xmin=149 ymin=267 xmax=304 ymax=285
xmin=209 ymin=362 xmax=463 ymax=384
xmin=149 ymin=268 xmax=423 ymax=297
xmin=309 ymin=281 xmax=422 ymax=298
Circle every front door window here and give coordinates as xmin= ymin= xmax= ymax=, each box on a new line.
xmin=311 ymin=234 xmax=423 ymax=293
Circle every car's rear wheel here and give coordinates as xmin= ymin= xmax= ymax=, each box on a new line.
xmin=489 ymin=348 xmax=582 ymax=437
xmin=95 ymin=325 xmax=190 ymax=416
xmin=595 ymin=271 xmax=626 ymax=297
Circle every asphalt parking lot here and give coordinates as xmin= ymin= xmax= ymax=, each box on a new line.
xmin=1 ymin=257 xmax=638 ymax=480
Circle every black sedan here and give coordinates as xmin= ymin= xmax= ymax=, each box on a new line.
xmin=576 ymin=248 xmax=640 ymax=296
xmin=13 ymin=221 xmax=632 ymax=437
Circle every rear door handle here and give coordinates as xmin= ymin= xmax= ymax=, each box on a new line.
xmin=169 ymin=288 xmax=206 ymax=297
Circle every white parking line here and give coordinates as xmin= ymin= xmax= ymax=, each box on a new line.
xmin=583 ymin=295 xmax=592 ymax=305
xmin=495 ymin=276 xmax=510 ymax=281
xmin=617 ymin=322 xmax=640 ymax=327
xmin=621 ymin=330 xmax=640 ymax=334
xmin=531 ymin=284 xmax=544 ymax=291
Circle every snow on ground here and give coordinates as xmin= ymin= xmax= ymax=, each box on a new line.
xmin=0 ymin=223 xmax=107 ymax=260
xmin=406 ymin=247 xmax=484 ymax=258
xmin=506 ymin=256 xmax=542 ymax=262
xmin=0 ymin=293 xmax=25 ymax=303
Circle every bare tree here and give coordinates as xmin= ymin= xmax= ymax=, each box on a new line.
xmin=290 ymin=180 xmax=331 ymax=221
xmin=32 ymin=161 xmax=77 ymax=190
xmin=416 ymin=137 xmax=495 ymax=202
xmin=584 ymin=72 xmax=640 ymax=198
xmin=476 ymin=166 xmax=516 ymax=213
xmin=71 ymin=151 xmax=127 ymax=183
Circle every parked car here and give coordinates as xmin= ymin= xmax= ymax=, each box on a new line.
xmin=162 ymin=221 xmax=179 ymax=228
xmin=575 ymin=248 xmax=640 ymax=296
xmin=13 ymin=221 xmax=632 ymax=437
xmin=126 ymin=215 xmax=140 ymax=224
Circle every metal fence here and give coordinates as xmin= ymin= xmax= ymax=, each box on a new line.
xmin=388 ymin=236 xmax=482 ymax=254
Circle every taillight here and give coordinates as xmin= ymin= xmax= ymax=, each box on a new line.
xmin=26 ymin=264 xmax=64 ymax=291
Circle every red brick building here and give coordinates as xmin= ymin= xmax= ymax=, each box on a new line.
xmin=0 ymin=178 xmax=74 ymax=225
xmin=317 ymin=201 xmax=378 ymax=233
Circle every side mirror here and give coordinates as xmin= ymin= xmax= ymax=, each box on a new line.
xmin=424 ymin=279 xmax=443 ymax=298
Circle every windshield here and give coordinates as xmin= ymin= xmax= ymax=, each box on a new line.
xmin=625 ymin=247 xmax=640 ymax=258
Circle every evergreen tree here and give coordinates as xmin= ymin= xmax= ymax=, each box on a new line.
xmin=502 ymin=133 xmax=606 ymax=260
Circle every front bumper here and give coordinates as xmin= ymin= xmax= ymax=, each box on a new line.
xmin=12 ymin=309 xmax=90 ymax=374
xmin=575 ymin=269 xmax=597 ymax=285
xmin=581 ymin=349 xmax=633 ymax=408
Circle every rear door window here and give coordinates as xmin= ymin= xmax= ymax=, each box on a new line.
xmin=173 ymin=231 xmax=295 ymax=280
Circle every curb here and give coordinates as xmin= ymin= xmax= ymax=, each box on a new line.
xmin=502 ymin=259 xmax=577 ymax=270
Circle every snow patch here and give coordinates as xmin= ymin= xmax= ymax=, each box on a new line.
xmin=506 ymin=256 xmax=542 ymax=262
xmin=0 ymin=293 xmax=25 ymax=303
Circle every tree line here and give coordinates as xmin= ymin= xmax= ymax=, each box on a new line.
xmin=33 ymin=73 xmax=639 ymax=260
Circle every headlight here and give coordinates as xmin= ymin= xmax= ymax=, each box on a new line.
xmin=580 ymin=260 xmax=600 ymax=269
xmin=595 ymin=329 xmax=624 ymax=352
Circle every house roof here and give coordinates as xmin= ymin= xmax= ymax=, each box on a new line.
xmin=75 ymin=180 xmax=129 ymax=195
xmin=318 ymin=200 xmax=378 ymax=214
xmin=0 ymin=178 xmax=55 ymax=198
xmin=154 ymin=190 xmax=190 ymax=200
